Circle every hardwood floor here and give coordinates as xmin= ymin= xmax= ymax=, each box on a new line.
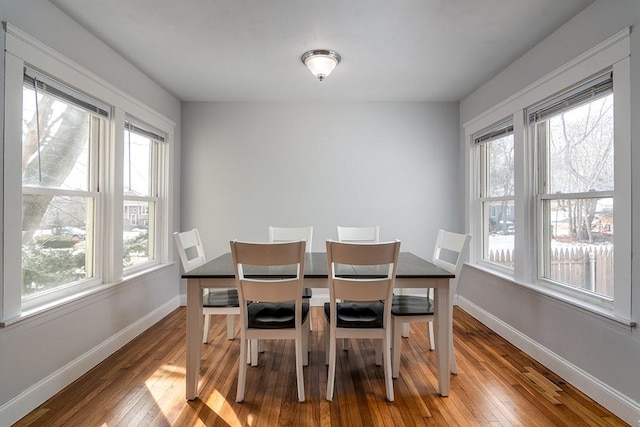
xmin=15 ymin=307 xmax=628 ymax=426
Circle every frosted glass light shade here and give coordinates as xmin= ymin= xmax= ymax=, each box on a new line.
xmin=301 ymin=50 xmax=341 ymax=81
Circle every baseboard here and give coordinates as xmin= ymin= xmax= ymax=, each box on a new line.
xmin=0 ymin=296 xmax=180 ymax=426
xmin=458 ymin=296 xmax=640 ymax=426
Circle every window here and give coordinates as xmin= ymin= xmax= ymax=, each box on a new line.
xmin=529 ymin=72 xmax=614 ymax=298
xmin=21 ymin=67 xmax=107 ymax=300
xmin=123 ymin=119 xmax=165 ymax=270
xmin=476 ymin=121 xmax=515 ymax=269
xmin=2 ymin=24 xmax=173 ymax=322
xmin=464 ymin=28 xmax=630 ymax=320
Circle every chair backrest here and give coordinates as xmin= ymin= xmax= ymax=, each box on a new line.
xmin=336 ymin=226 xmax=380 ymax=243
xmin=326 ymin=240 xmax=400 ymax=305
xmin=174 ymin=229 xmax=207 ymax=272
xmin=268 ymin=226 xmax=313 ymax=253
xmin=432 ymin=229 xmax=471 ymax=293
xmin=230 ymin=240 xmax=306 ymax=310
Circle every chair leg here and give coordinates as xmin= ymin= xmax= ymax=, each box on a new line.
xmin=402 ymin=323 xmax=410 ymax=338
xmin=428 ymin=321 xmax=435 ymax=350
xmin=227 ymin=314 xmax=235 ymax=340
xmin=251 ymin=339 xmax=259 ymax=366
xmin=303 ymin=317 xmax=310 ymax=366
xmin=450 ymin=336 xmax=458 ymax=375
xmin=295 ymin=330 xmax=306 ymax=402
xmin=202 ymin=314 xmax=210 ymax=344
xmin=383 ymin=335 xmax=394 ymax=402
xmin=325 ymin=318 xmax=330 ymax=365
xmin=237 ymin=336 xmax=248 ymax=402
xmin=392 ymin=317 xmax=402 ymax=378
xmin=375 ymin=339 xmax=382 ymax=366
xmin=326 ymin=329 xmax=337 ymax=401
xmin=399 ymin=289 xmax=410 ymax=338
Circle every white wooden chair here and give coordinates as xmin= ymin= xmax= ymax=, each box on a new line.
xmin=231 ymin=240 xmax=310 ymax=402
xmin=337 ymin=225 xmax=393 ymax=351
xmin=174 ymin=229 xmax=239 ymax=343
xmin=391 ymin=229 xmax=470 ymax=378
xmin=324 ymin=239 xmax=400 ymax=402
xmin=250 ymin=226 xmax=314 ymax=366
xmin=336 ymin=225 xmax=379 ymax=243
xmin=268 ymin=225 xmax=314 ymax=336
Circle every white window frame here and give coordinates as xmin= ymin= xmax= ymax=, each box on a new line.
xmin=463 ymin=28 xmax=631 ymax=323
xmin=529 ymin=74 xmax=614 ymax=300
xmin=475 ymin=119 xmax=515 ymax=273
xmin=122 ymin=116 xmax=166 ymax=274
xmin=1 ymin=24 xmax=174 ymax=324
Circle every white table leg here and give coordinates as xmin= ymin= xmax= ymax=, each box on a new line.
xmin=186 ymin=279 xmax=204 ymax=400
xmin=434 ymin=278 xmax=450 ymax=396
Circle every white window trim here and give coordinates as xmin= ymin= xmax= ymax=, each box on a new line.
xmin=463 ymin=28 xmax=632 ymax=323
xmin=1 ymin=23 xmax=175 ymax=325
xmin=475 ymin=121 xmax=515 ymax=272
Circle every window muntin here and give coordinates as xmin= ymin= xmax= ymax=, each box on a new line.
xmin=531 ymin=73 xmax=614 ymax=299
xmin=21 ymin=78 xmax=103 ymax=299
xmin=477 ymin=123 xmax=515 ymax=269
xmin=123 ymin=121 xmax=162 ymax=269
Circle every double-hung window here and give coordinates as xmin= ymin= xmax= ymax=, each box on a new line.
xmin=2 ymin=24 xmax=173 ymax=323
xmin=21 ymin=67 xmax=108 ymax=304
xmin=123 ymin=119 xmax=165 ymax=271
xmin=476 ymin=121 xmax=515 ymax=270
xmin=465 ymin=29 xmax=630 ymax=320
xmin=529 ymin=72 xmax=614 ymax=298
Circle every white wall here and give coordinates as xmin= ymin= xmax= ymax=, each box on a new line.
xmin=180 ymin=101 xmax=460 ymax=266
xmin=0 ymin=1 xmax=182 ymax=424
xmin=459 ymin=0 xmax=640 ymax=424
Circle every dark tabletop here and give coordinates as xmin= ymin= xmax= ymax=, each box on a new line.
xmin=182 ymin=252 xmax=454 ymax=279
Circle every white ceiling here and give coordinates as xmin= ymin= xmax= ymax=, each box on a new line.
xmin=51 ymin=0 xmax=594 ymax=102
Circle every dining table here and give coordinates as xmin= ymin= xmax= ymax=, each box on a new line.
xmin=182 ymin=251 xmax=455 ymax=400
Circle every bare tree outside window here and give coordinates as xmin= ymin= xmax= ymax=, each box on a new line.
xmin=542 ymin=93 xmax=614 ymax=297
xmin=21 ymin=86 xmax=97 ymax=296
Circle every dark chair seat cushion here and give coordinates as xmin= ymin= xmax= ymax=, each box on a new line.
xmin=247 ymin=302 xmax=310 ymax=329
xmin=302 ymin=287 xmax=312 ymax=299
xmin=204 ymin=289 xmax=239 ymax=307
xmin=391 ymin=295 xmax=434 ymax=316
xmin=323 ymin=301 xmax=384 ymax=328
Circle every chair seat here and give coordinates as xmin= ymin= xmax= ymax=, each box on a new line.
xmin=391 ymin=295 xmax=434 ymax=316
xmin=302 ymin=287 xmax=312 ymax=298
xmin=248 ymin=302 xmax=310 ymax=329
xmin=204 ymin=289 xmax=240 ymax=307
xmin=323 ymin=301 xmax=384 ymax=328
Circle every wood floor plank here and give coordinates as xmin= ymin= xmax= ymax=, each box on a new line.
xmin=13 ymin=307 xmax=630 ymax=427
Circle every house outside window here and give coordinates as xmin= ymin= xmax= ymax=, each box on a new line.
xmin=122 ymin=119 xmax=164 ymax=270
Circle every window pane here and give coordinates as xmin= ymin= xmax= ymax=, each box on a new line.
xmin=22 ymin=194 xmax=94 ymax=297
xmin=487 ymin=134 xmax=515 ymax=197
xmin=547 ymin=94 xmax=614 ymax=193
xmin=543 ymin=197 xmax=613 ymax=297
xmin=124 ymin=130 xmax=151 ymax=196
xmin=484 ymin=200 xmax=514 ymax=268
xmin=22 ymin=86 xmax=91 ymax=191
xmin=123 ymin=200 xmax=151 ymax=267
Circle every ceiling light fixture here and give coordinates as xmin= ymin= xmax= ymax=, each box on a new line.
xmin=301 ymin=50 xmax=341 ymax=82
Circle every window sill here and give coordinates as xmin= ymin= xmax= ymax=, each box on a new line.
xmin=0 ymin=263 xmax=173 ymax=328
xmin=465 ymin=263 xmax=636 ymax=329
